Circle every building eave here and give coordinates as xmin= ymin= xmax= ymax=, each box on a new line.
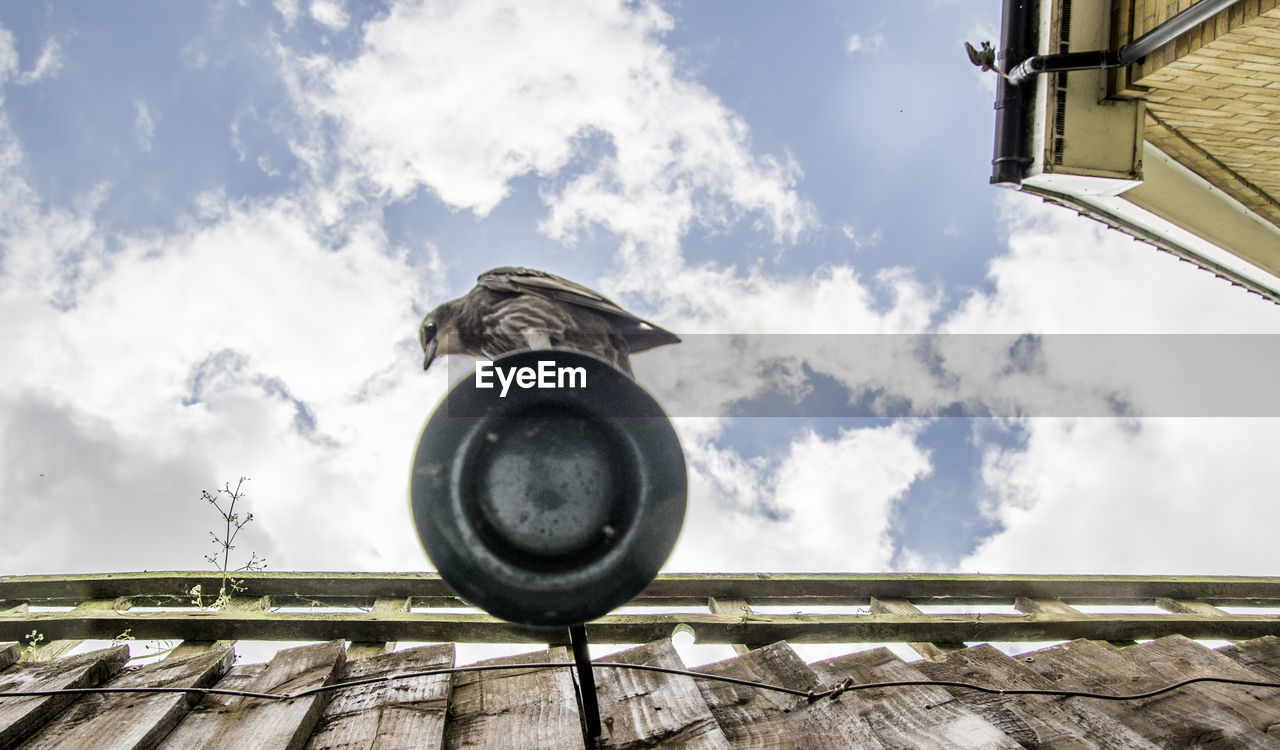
xmin=1019 ymin=142 xmax=1280 ymax=304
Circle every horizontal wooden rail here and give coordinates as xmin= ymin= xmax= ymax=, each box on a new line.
xmin=2 ymin=608 xmax=1279 ymax=645
xmin=5 ymin=571 xmax=1280 ymax=607
xmin=3 ymin=572 xmax=1280 ymax=646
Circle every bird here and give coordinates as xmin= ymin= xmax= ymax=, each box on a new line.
xmin=965 ymin=41 xmax=997 ymax=72
xmin=419 ymin=267 xmax=680 ymax=378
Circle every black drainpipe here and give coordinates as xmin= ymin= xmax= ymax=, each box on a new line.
xmin=990 ymin=0 xmax=1243 ymax=187
xmin=990 ymin=0 xmax=1036 ymax=187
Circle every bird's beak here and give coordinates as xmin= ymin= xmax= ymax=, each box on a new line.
xmin=423 ymin=337 xmax=438 ymax=371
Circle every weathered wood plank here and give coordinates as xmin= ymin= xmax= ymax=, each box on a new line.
xmin=21 ymin=599 xmax=129 ymax=662
xmin=592 ymin=639 xmax=730 ymax=749
xmin=8 ymin=571 xmax=1280 ymax=608
xmin=870 ymin=597 xmax=965 ymax=660
xmin=346 ymin=598 xmax=410 ymax=661
xmin=1018 ymin=638 xmax=1280 ymax=747
xmin=1156 ymin=598 xmax=1230 ymax=616
xmin=1116 ymin=635 xmax=1280 ymax=737
xmin=809 ymin=647 xmax=1021 ymax=749
xmin=1016 ymin=598 xmax=1137 ymax=647
xmin=305 ymin=643 xmax=453 ymax=750
xmin=6 ymin=608 xmax=1280 ymax=644
xmin=708 ymin=597 xmax=756 ymax=655
xmin=145 ymin=660 xmax=265 ymax=743
xmin=0 ymin=645 xmax=129 ymax=750
xmin=159 ymin=596 xmax=258 ymax=662
xmin=156 ymin=640 xmax=345 ymax=750
xmin=165 ymin=640 xmax=236 ymax=661
xmin=913 ymin=643 xmax=1160 ymax=749
xmin=0 ymin=644 xmax=16 ymax=671
xmin=1219 ymin=635 xmax=1280 ymax=681
xmin=443 ymin=647 xmax=580 ymax=750
xmin=695 ymin=641 xmax=889 ymax=748
xmin=18 ymin=648 xmax=233 ymax=750
xmin=1014 ymin=598 xmax=1083 ymax=616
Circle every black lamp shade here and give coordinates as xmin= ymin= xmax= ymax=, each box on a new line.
xmin=410 ymin=350 xmax=686 ymax=626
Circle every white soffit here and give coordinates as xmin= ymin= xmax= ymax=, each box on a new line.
xmin=1029 ymin=143 xmax=1280 ymax=302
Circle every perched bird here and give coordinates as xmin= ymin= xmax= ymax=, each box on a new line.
xmin=419 ymin=267 xmax=680 ymax=378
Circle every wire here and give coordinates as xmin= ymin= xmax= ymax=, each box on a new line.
xmin=1 ymin=659 xmax=1278 ymax=706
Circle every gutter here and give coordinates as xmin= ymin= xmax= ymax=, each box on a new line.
xmin=989 ymin=0 xmax=1243 ymax=186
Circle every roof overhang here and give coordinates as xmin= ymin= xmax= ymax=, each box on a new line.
xmin=1024 ymin=142 xmax=1280 ymax=303
xmin=991 ymin=0 xmax=1280 ymax=303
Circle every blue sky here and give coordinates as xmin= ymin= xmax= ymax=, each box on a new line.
xmin=3 ymin=0 xmax=1280 ymax=584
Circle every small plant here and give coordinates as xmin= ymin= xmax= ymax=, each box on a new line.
xmin=21 ymin=630 xmax=44 ymax=659
xmin=112 ymin=628 xmax=177 ymax=661
xmin=200 ymin=477 xmax=267 ymax=610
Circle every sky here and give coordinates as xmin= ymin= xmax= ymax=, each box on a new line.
xmin=3 ymin=0 xmax=1280 ymax=589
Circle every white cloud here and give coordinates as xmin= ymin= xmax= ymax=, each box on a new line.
xmin=0 ymin=28 xmax=17 ymax=86
xmin=934 ymin=194 xmax=1280 ymax=577
xmin=0 ymin=29 xmax=62 ymax=96
xmin=623 ymin=191 xmax=1280 ymax=577
xmin=960 ymin=417 xmax=1280 ymax=576
xmin=622 ymin=261 xmax=945 ymax=429
xmin=0 ymin=122 xmax=107 ymax=308
xmin=134 ymin=100 xmax=156 ymax=152
xmin=287 ymin=0 xmax=816 ymax=265
xmin=8 ymin=2 xmax=1279 ymax=587
xmin=0 ymin=96 xmax=436 ymax=572
xmin=667 ymin=420 xmax=931 ymax=572
xmin=180 ymin=38 xmax=209 ymax=70
xmin=16 ymin=38 xmax=62 ymax=85
xmin=841 ymin=222 xmax=882 ymax=250
xmin=944 ymin=193 xmax=1280 ymax=333
xmin=276 ymin=0 xmax=301 ymax=27
xmin=309 ymin=0 xmax=349 ymax=30
xmin=846 ymin=32 xmax=885 ymax=55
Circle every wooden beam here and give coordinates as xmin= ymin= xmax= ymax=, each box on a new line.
xmin=1015 ymin=597 xmax=1136 ymax=647
xmin=167 ymin=640 xmax=236 ymax=660
xmin=21 ymin=600 xmax=129 ymax=662
xmin=3 ymin=608 xmax=1280 ymax=645
xmin=1014 ymin=598 xmax=1083 ymax=617
xmin=870 ymin=597 xmax=966 ymax=660
xmin=1156 ymin=598 xmax=1230 ymax=617
xmin=7 ymin=571 xmax=1280 ymax=608
xmin=346 ymin=598 xmax=410 ymax=660
xmin=707 ymin=597 xmax=756 ymax=655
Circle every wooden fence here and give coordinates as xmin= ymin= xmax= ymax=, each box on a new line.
xmin=3 ymin=571 xmax=1280 ymax=654
xmin=6 ymin=572 xmax=1280 ymax=748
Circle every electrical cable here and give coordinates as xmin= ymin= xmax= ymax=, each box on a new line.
xmin=1 ymin=659 xmax=1278 ymax=706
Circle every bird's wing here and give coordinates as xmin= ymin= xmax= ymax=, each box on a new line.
xmin=477 ymin=267 xmax=680 ymax=351
xmin=478 ymin=267 xmax=619 ymax=314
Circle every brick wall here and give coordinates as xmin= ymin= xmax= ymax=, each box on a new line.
xmin=1115 ymin=0 xmax=1280 ymax=225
